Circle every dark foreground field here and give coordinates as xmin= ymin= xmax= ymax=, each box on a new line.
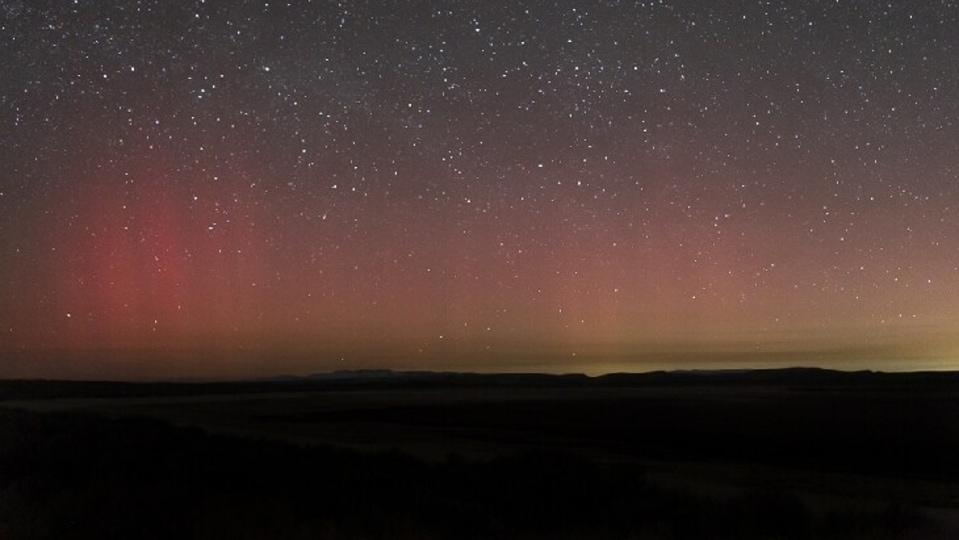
xmin=2 ymin=369 xmax=959 ymax=538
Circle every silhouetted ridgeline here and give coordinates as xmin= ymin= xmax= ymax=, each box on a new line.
xmin=3 ymin=367 xmax=959 ymax=400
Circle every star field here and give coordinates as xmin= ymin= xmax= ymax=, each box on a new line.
xmin=2 ymin=1 xmax=959 ymax=378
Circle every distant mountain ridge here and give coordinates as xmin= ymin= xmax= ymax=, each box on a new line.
xmin=2 ymin=367 xmax=958 ymax=401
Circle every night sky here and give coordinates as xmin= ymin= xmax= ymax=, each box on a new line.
xmin=2 ymin=1 xmax=958 ymax=379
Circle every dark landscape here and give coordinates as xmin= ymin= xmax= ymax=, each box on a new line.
xmin=2 ymin=368 xmax=958 ymax=539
